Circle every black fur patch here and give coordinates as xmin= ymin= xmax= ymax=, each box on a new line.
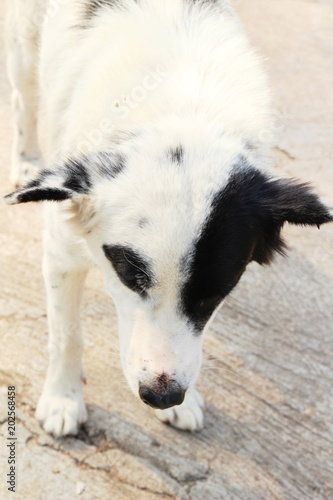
xmin=24 ymin=169 xmax=56 ymax=189
xmin=168 ymin=146 xmax=184 ymax=165
xmin=181 ymin=171 xmax=257 ymax=331
xmin=4 ymin=151 xmax=126 ymax=205
xmin=15 ymin=188 xmax=73 ymax=204
xmin=95 ymin=152 xmax=126 ymax=179
xmin=64 ymin=159 xmax=92 ymax=194
xmin=189 ymin=0 xmax=220 ymax=5
xmin=103 ymin=244 xmax=154 ymax=297
xmin=260 ymin=178 xmax=333 ymax=227
xmin=84 ymin=0 xmax=134 ymax=20
xmin=181 ymin=165 xmax=333 ymax=331
xmin=138 ymin=217 xmax=149 ymax=228
xmin=4 ymin=169 xmax=73 ymax=204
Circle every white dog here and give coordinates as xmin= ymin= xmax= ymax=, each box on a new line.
xmin=5 ymin=0 xmax=333 ymax=437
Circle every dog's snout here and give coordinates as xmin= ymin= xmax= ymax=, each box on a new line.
xmin=139 ymin=383 xmax=185 ymax=410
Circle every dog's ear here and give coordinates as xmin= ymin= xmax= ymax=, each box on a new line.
xmin=264 ymin=178 xmax=333 ymax=226
xmin=252 ymin=177 xmax=333 ymax=264
xmin=4 ymin=160 xmax=91 ymax=205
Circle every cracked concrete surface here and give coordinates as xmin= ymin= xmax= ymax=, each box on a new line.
xmin=1 ymin=1 xmax=333 ymax=499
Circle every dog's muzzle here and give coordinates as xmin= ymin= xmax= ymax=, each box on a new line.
xmin=139 ymin=381 xmax=185 ymax=409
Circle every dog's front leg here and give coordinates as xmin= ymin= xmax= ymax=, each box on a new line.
xmin=155 ymin=387 xmax=204 ymax=432
xmin=36 ymin=229 xmax=89 ymax=437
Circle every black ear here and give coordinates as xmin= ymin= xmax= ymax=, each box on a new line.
xmin=265 ymin=178 xmax=333 ymax=226
xmin=252 ymin=176 xmax=333 ymax=265
xmin=4 ymin=160 xmax=91 ymax=205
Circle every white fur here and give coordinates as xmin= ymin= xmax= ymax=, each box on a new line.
xmin=155 ymin=388 xmax=204 ymax=431
xmin=6 ymin=0 xmax=272 ymax=436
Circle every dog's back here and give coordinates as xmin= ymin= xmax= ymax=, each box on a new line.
xmin=35 ymin=0 xmax=271 ymax=164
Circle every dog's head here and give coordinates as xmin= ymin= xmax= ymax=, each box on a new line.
xmin=5 ymin=136 xmax=333 ymax=410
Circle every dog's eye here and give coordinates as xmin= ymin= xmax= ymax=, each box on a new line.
xmin=102 ymin=244 xmax=153 ymax=297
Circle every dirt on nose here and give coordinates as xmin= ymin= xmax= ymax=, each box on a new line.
xmin=156 ymin=373 xmax=169 ymax=391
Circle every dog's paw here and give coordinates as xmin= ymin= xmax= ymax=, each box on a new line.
xmin=155 ymin=388 xmax=204 ymax=432
xmin=10 ymin=158 xmax=40 ymax=188
xmin=35 ymin=387 xmax=87 ymax=438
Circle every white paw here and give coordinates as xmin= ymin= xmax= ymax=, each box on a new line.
xmin=155 ymin=388 xmax=204 ymax=432
xmin=10 ymin=158 xmax=40 ymax=188
xmin=35 ymin=386 xmax=87 ymax=438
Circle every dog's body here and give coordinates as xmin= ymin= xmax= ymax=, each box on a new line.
xmin=5 ymin=0 xmax=333 ymax=437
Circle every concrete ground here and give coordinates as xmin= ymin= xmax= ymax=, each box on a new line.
xmin=1 ymin=1 xmax=333 ymax=499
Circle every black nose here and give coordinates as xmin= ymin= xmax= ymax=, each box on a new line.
xmin=139 ymin=384 xmax=185 ymax=410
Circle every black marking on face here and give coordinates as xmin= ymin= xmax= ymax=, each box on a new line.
xmin=95 ymin=151 xmax=126 ymax=179
xmin=181 ymin=194 xmax=252 ymax=330
xmin=64 ymin=159 xmax=92 ymax=194
xmin=181 ymin=164 xmax=333 ymax=331
xmin=182 ymin=167 xmax=268 ymax=330
xmin=103 ymin=245 xmax=154 ymax=297
xmin=168 ymin=146 xmax=184 ymax=165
